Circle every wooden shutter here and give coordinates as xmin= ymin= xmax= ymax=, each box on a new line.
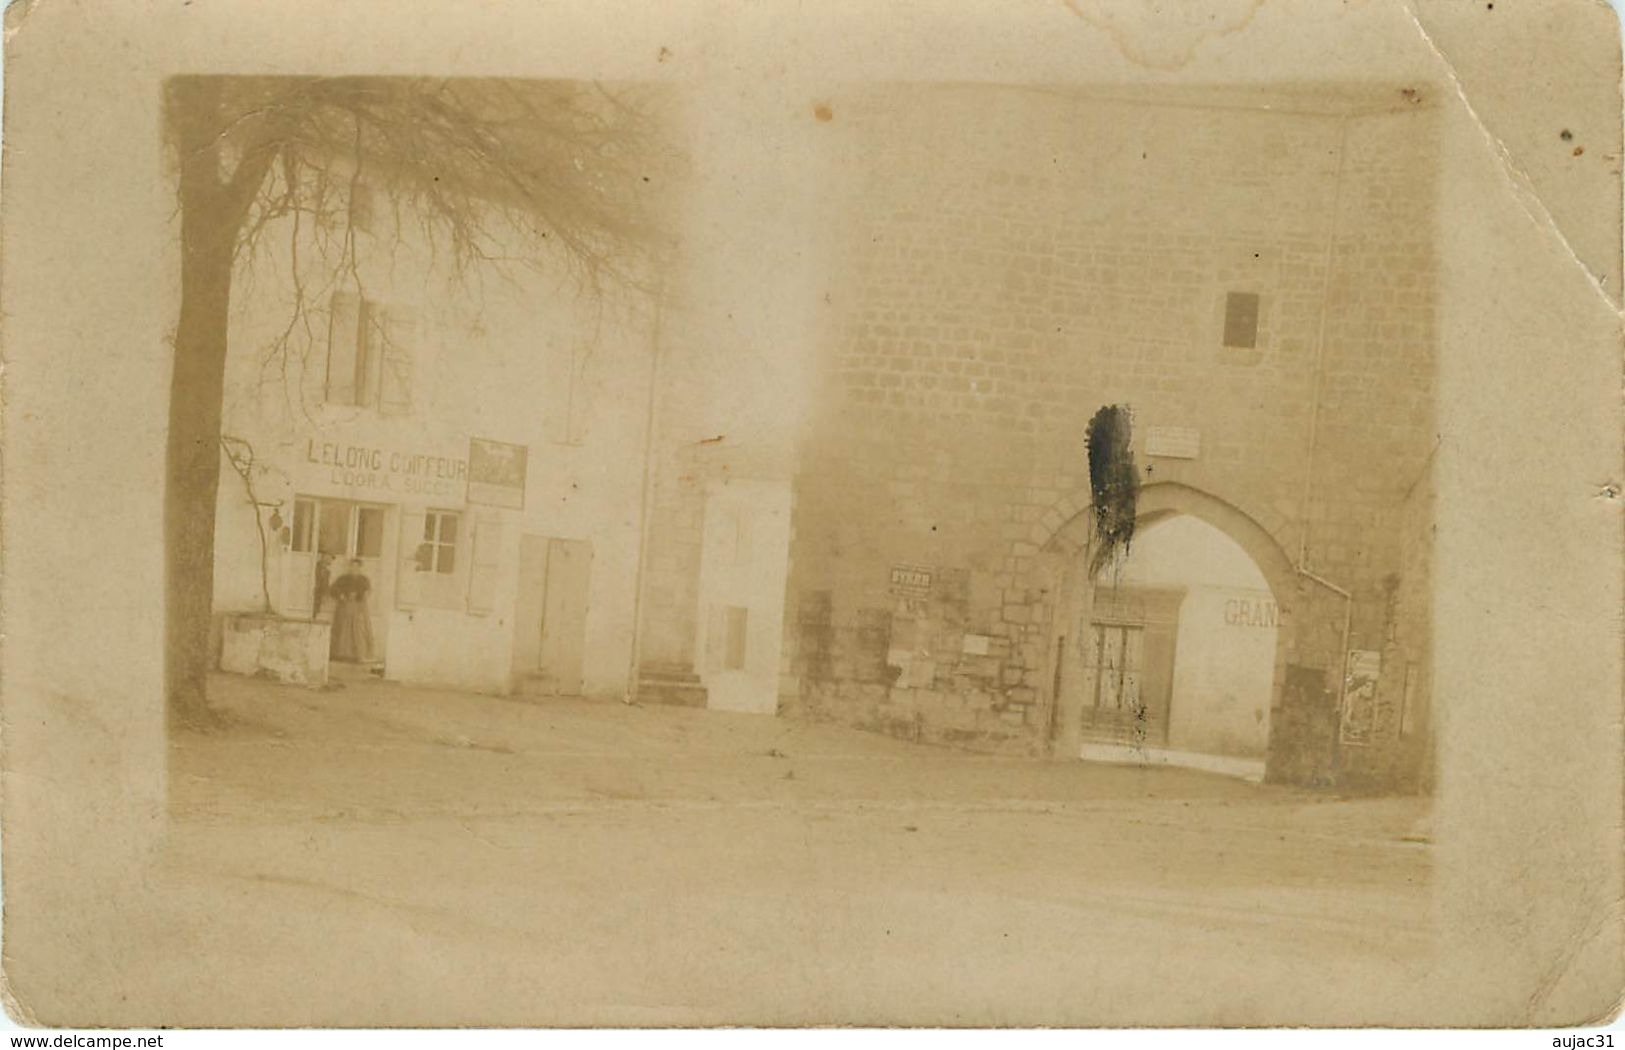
xmin=467 ymin=513 xmax=503 ymax=615
xmin=378 ymin=310 xmax=415 ymax=416
xmin=326 ymin=291 xmax=361 ymax=405
xmin=356 ymin=300 xmax=382 ymax=408
xmin=279 ymin=498 xmax=317 ymax=617
xmin=396 ymin=507 xmax=427 ymax=609
xmin=281 ymin=551 xmax=315 ymax=618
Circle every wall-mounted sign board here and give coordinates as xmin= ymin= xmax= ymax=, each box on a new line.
xmin=467 ymin=437 xmax=528 ymax=509
xmin=1146 ymin=426 xmax=1201 ymax=460
xmin=888 ymin=564 xmax=934 ymax=598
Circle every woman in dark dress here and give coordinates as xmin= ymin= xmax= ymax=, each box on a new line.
xmin=328 ymin=558 xmax=376 ymax=664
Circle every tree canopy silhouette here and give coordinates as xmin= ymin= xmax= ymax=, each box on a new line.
xmin=164 ymin=76 xmax=674 ymax=727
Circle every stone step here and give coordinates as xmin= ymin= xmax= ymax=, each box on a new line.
xmin=637 ymin=661 xmax=703 ymax=681
xmin=636 ymin=680 xmax=709 ymax=707
xmin=1078 ymin=723 xmax=1168 ymax=748
xmin=634 ymin=663 xmax=708 ymax=707
xmin=515 ymin=674 xmax=584 ymax=700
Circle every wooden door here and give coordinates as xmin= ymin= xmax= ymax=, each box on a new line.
xmin=1074 ymin=587 xmax=1183 ymax=747
xmin=695 ymin=480 xmax=792 ymax=714
xmin=537 ymin=538 xmax=592 ymax=696
xmin=1079 ymin=621 xmax=1149 ymax=743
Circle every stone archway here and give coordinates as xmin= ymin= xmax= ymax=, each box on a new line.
xmin=1029 ymin=482 xmax=1300 ymax=774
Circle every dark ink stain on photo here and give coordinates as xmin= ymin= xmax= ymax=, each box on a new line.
xmin=1086 ymin=403 xmax=1139 ymax=577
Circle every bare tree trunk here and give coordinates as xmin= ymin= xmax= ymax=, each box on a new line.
xmin=165 ymin=78 xmax=273 ymax=729
xmin=166 ymin=213 xmax=236 ymax=727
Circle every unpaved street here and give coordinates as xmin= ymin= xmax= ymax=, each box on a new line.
xmin=137 ymin=675 xmax=1433 ymax=1026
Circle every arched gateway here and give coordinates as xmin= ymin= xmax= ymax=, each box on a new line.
xmin=1030 ymin=482 xmax=1305 ymax=781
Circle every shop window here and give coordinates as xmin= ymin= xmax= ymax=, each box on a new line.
xmin=355 ymin=506 xmax=386 ymax=558
xmin=326 ymin=291 xmax=414 ymax=413
xmin=316 ymin=499 xmax=351 ymax=556
xmin=1222 ymin=291 xmax=1261 ymax=350
xmin=415 ymin=511 xmax=459 ymax=574
xmin=399 ymin=508 xmax=467 ymax=612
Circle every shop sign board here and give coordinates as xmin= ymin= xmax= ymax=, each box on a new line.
xmin=467 ymin=438 xmax=528 ymax=509
xmin=303 ymin=438 xmax=468 ymax=500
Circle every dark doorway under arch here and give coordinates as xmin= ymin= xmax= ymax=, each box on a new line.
xmin=1037 ymin=482 xmax=1301 ymax=779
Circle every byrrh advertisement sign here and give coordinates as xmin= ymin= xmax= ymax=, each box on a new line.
xmin=467 ymin=437 xmax=528 ymax=509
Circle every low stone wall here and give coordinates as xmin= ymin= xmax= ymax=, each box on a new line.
xmin=797 ymin=679 xmax=1043 ymax=757
xmin=218 ymin=613 xmax=329 ymax=688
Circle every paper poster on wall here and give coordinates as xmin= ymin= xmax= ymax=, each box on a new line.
xmin=467 ymin=437 xmax=528 ymax=509
xmin=888 ymin=564 xmax=933 ymax=599
xmin=1338 ymin=649 xmax=1383 ymax=747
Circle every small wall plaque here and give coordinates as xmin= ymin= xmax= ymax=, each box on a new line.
xmin=1145 ymin=426 xmax=1200 ymax=460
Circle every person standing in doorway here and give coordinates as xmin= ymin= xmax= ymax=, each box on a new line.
xmin=328 ymin=558 xmax=376 ymax=664
xmin=312 ymin=553 xmax=335 ymax=623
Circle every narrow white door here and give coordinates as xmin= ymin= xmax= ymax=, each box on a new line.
xmin=695 ymin=479 xmax=791 ymax=714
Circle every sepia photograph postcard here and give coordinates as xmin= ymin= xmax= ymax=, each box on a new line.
xmin=0 ymin=0 xmax=1621 ymax=1033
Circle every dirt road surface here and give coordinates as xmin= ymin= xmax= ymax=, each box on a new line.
xmin=42 ymin=675 xmax=1435 ymax=1026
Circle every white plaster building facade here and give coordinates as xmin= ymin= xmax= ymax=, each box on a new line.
xmin=210 ymin=186 xmax=661 ymax=697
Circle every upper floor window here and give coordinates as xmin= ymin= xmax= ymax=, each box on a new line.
xmin=326 ymin=291 xmax=414 ymax=414
xmin=1222 ymin=291 xmax=1261 ymax=350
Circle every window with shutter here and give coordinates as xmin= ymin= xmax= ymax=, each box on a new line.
xmin=400 ymin=508 xmax=467 ymax=609
xmin=325 ymin=293 xmax=412 ymax=411
xmin=326 ymin=292 xmax=361 ymax=405
xmin=377 ymin=311 xmax=415 ymax=416
xmin=356 ymin=300 xmax=383 ymax=408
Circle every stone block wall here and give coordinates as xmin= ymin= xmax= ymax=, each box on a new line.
xmin=784 ymin=85 xmax=1439 ymax=788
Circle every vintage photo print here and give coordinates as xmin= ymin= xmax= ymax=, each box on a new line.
xmin=1 ymin=0 xmax=1620 ymax=1030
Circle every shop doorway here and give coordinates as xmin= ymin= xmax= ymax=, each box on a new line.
xmin=513 ymin=535 xmax=592 ymax=696
xmin=281 ymin=496 xmax=392 ymax=667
